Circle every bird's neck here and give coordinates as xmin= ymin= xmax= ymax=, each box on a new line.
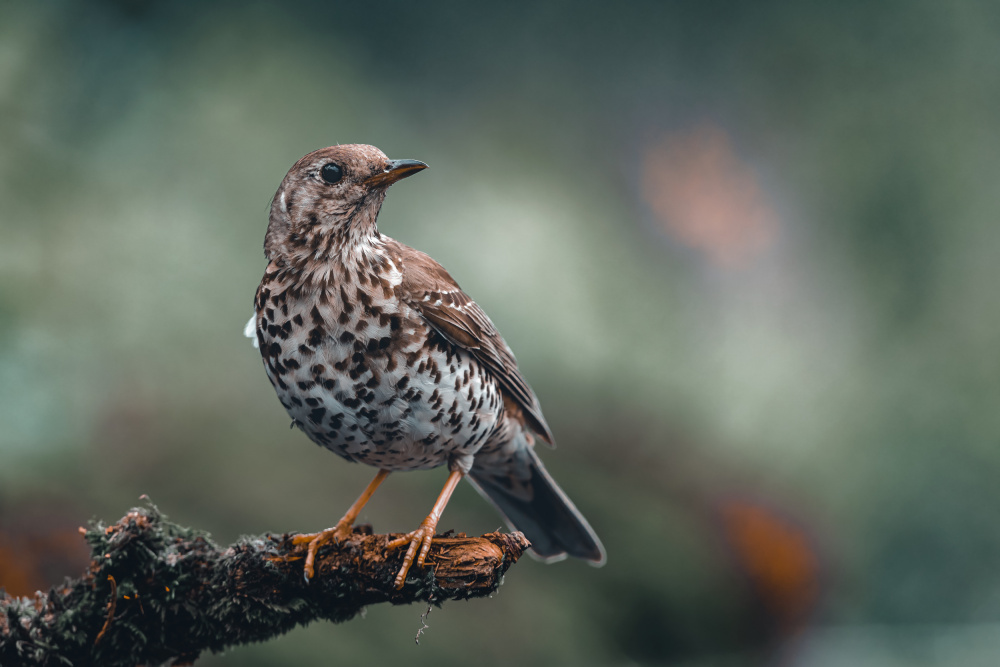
xmin=277 ymin=228 xmax=391 ymax=292
xmin=277 ymin=199 xmax=389 ymax=288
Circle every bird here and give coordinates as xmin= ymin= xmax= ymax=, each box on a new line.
xmin=249 ymin=144 xmax=605 ymax=588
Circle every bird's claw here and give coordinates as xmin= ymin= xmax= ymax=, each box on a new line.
xmin=291 ymin=522 xmax=354 ymax=582
xmin=386 ymin=520 xmax=439 ymax=589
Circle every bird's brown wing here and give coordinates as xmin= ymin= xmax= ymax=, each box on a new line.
xmin=386 ymin=239 xmax=555 ymax=445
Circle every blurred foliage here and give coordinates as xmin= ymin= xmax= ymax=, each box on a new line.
xmin=2 ymin=1 xmax=1000 ymax=665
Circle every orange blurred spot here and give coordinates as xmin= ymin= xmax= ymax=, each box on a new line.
xmin=641 ymin=125 xmax=779 ymax=267
xmin=0 ymin=539 xmax=45 ymax=595
xmin=0 ymin=529 xmax=90 ymax=597
xmin=720 ymin=500 xmax=821 ymax=631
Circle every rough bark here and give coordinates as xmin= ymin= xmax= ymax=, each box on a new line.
xmin=0 ymin=501 xmax=530 ymax=667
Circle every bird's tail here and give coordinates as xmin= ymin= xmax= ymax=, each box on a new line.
xmin=468 ymin=446 xmax=606 ymax=565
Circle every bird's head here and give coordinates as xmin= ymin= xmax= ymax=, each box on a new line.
xmin=265 ymin=144 xmax=427 ymax=263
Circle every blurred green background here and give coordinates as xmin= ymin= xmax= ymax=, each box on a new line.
xmin=3 ymin=1 xmax=1000 ymax=665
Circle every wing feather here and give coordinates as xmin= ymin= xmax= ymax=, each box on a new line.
xmin=386 ymin=239 xmax=555 ymax=445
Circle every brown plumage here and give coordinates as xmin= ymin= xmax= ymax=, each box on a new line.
xmin=388 ymin=241 xmax=555 ymax=444
xmin=251 ymin=144 xmax=604 ymax=588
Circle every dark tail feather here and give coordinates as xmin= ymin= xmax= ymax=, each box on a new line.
xmin=468 ymin=448 xmax=606 ymax=565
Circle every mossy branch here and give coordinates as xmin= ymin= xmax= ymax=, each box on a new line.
xmin=0 ymin=501 xmax=530 ymax=667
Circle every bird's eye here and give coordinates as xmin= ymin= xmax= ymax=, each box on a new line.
xmin=320 ymin=163 xmax=344 ymax=184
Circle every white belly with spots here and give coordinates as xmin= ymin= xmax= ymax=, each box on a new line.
xmin=256 ymin=284 xmax=503 ymax=472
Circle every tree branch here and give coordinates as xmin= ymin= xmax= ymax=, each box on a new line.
xmin=0 ymin=501 xmax=530 ymax=667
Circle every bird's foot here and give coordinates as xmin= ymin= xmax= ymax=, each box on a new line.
xmin=291 ymin=521 xmax=354 ymax=581
xmin=386 ymin=518 xmax=440 ymax=589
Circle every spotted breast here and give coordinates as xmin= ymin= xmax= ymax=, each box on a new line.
xmin=254 ymin=238 xmax=504 ymax=474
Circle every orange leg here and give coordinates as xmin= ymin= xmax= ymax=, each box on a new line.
xmin=386 ymin=470 xmax=464 ymax=589
xmin=292 ymin=468 xmax=390 ymax=580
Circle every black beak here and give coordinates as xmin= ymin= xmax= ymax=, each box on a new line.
xmin=364 ymin=159 xmax=428 ymax=187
